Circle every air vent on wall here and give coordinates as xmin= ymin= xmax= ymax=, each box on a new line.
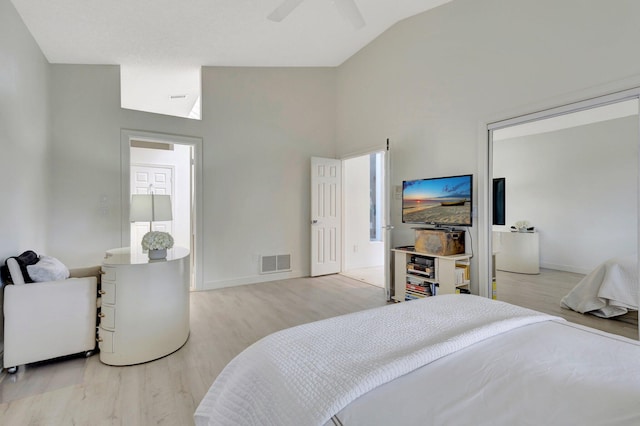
xmin=260 ymin=254 xmax=292 ymax=274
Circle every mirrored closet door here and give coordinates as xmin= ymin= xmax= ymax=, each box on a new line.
xmin=488 ymin=94 xmax=639 ymax=340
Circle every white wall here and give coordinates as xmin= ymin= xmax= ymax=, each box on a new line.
xmin=48 ymin=65 xmax=129 ymax=265
xmin=47 ymin=65 xmax=336 ymax=289
xmin=200 ymin=67 xmax=336 ymax=288
xmin=0 ymin=0 xmax=50 ymax=261
xmin=335 ymin=0 xmax=640 ymax=292
xmin=494 ymin=116 xmax=638 ymax=273
xmin=130 ymin=144 xmax=192 ymax=251
xmin=0 ymin=0 xmax=52 ymax=357
xmin=343 ymin=155 xmax=384 ymax=271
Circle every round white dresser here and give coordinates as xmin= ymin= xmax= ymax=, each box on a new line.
xmin=98 ymin=247 xmax=190 ymax=366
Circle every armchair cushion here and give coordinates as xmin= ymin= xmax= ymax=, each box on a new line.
xmin=1 ymin=250 xmax=39 ymax=284
xmin=6 ymin=258 xmax=25 ymax=285
xmin=27 ymin=255 xmax=70 ymax=282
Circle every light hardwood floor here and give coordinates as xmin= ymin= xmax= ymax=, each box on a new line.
xmin=340 ymin=265 xmax=384 ymax=288
xmin=0 ymin=275 xmax=386 ymax=425
xmin=0 ymin=270 xmax=637 ymax=424
xmin=496 ymin=268 xmax=638 ymax=340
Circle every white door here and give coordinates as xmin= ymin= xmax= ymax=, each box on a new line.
xmin=311 ymin=157 xmax=342 ymax=277
xmin=130 ymin=165 xmax=174 ymax=255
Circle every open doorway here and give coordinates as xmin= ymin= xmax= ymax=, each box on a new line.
xmin=130 ymin=142 xmax=192 ymax=257
xmin=341 ymin=151 xmax=385 ymax=288
xmin=120 ymin=129 xmax=203 ymax=290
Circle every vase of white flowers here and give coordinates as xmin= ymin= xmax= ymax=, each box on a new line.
xmin=141 ymin=231 xmax=174 ymax=260
xmin=512 ymin=220 xmax=532 ymax=232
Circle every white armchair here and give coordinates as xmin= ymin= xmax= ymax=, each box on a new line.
xmin=3 ymin=264 xmax=98 ymax=373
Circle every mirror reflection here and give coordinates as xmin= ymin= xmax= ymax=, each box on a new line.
xmin=491 ymin=98 xmax=639 ymax=339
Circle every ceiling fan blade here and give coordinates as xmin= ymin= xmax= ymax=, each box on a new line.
xmin=267 ymin=0 xmax=305 ymax=22
xmin=333 ymin=0 xmax=366 ymax=29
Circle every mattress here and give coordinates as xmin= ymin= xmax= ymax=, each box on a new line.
xmin=195 ymin=295 xmax=557 ymax=426
xmin=327 ymin=320 xmax=640 ymax=426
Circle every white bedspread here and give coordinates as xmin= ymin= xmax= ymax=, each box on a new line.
xmin=329 ymin=321 xmax=640 ymax=426
xmin=561 ymin=255 xmax=638 ymax=318
xmin=194 ymin=295 xmax=558 ymax=426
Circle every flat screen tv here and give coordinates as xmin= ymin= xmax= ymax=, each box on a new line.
xmin=402 ymin=174 xmax=473 ymax=227
xmin=493 ymin=177 xmax=506 ymax=226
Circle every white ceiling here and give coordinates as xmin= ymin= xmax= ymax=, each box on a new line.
xmin=11 ymin=0 xmax=452 ymax=67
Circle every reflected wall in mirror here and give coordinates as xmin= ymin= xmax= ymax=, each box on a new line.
xmin=490 ymin=97 xmax=639 ymax=340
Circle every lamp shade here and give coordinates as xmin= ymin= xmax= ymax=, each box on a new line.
xmin=130 ymin=194 xmax=173 ymax=222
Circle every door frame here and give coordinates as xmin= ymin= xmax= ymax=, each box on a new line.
xmin=339 ymin=146 xmax=391 ymax=299
xmin=120 ymin=129 xmax=204 ymax=290
xmin=479 ymin=88 xmax=640 ymax=304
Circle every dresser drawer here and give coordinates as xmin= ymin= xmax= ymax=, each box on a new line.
xmin=98 ymin=329 xmax=114 ymax=353
xmin=100 ymin=281 xmax=116 ymax=305
xmin=100 ymin=305 xmax=115 ymax=330
xmin=101 ymin=267 xmax=116 ymax=282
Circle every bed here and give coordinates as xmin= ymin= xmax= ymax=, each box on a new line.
xmin=561 ymin=255 xmax=638 ymax=318
xmin=194 ymin=295 xmax=640 ymax=426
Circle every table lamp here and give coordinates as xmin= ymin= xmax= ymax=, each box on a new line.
xmin=130 ymin=193 xmax=173 ymax=232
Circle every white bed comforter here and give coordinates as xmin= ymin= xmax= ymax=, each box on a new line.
xmin=561 ymin=255 xmax=638 ymax=318
xmin=194 ymin=295 xmax=558 ymax=426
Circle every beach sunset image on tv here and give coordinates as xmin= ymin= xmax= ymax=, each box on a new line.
xmin=402 ymin=175 xmax=472 ymax=225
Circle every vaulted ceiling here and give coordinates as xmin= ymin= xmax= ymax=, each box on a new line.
xmin=11 ymin=0 xmax=452 ymax=67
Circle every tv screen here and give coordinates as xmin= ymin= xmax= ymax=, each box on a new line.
xmin=402 ymin=174 xmax=473 ymax=227
xmin=493 ymin=177 xmax=506 ymax=226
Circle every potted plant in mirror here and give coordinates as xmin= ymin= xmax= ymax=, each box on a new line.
xmin=142 ymin=231 xmax=174 ymax=260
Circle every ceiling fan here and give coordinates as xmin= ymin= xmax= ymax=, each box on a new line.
xmin=268 ymin=0 xmax=366 ymax=30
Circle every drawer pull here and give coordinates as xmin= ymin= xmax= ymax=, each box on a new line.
xmin=99 ymin=313 xmax=106 ymax=318
xmin=96 ymin=337 xmax=103 ymax=343
xmin=98 ymin=290 xmax=106 ymax=295
xmin=100 ymin=270 xmax=106 ymax=275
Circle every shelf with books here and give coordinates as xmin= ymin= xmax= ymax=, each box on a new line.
xmin=406 ymin=274 xmax=433 ymax=285
xmin=406 ymin=281 xmax=438 ymax=297
xmin=407 ymin=264 xmax=435 ymax=276
xmin=454 ymin=262 xmax=471 ymax=287
xmin=406 ymin=270 xmax=437 ymax=281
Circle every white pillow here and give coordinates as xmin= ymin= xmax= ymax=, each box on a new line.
xmin=6 ymin=258 xmax=25 ymax=285
xmin=26 ymin=255 xmax=70 ymax=282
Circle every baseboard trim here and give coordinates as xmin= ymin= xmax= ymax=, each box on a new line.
xmin=198 ymin=270 xmax=304 ymax=291
xmin=540 ymin=262 xmax=590 ymax=275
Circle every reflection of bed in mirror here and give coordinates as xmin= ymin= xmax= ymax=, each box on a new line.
xmin=194 ymin=295 xmax=640 ymax=426
xmin=561 ymin=255 xmax=638 ymax=318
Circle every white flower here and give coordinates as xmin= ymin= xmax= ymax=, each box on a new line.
xmin=513 ymin=220 xmax=530 ymax=229
xmin=141 ymin=231 xmax=174 ymax=250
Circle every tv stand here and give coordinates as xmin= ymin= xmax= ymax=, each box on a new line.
xmin=391 ymin=247 xmax=471 ymax=302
